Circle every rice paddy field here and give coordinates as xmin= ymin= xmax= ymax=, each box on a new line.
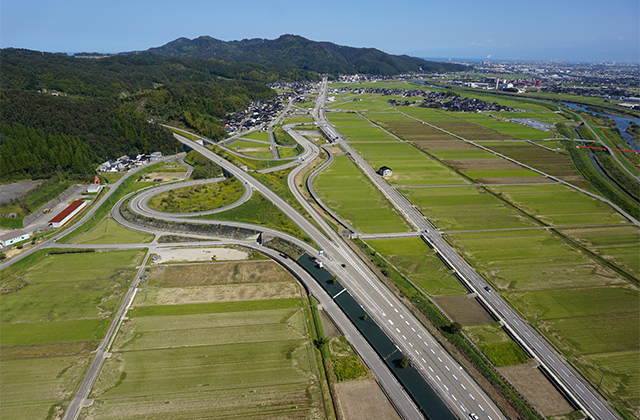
xmin=83 ymin=261 xmax=328 ymax=420
xmin=0 ymin=249 xmax=145 ymax=419
xmin=487 ymin=183 xmax=632 ymax=226
xmin=399 ymin=185 xmax=537 ymax=231
xmin=313 ymin=155 xmax=410 ymax=233
xmin=366 ymin=237 xmax=468 ymax=296
xmin=445 ymin=228 xmax=639 ymax=414
xmin=348 ymin=142 xmax=469 ymax=186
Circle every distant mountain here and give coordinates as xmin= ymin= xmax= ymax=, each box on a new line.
xmin=144 ymin=34 xmax=467 ymax=75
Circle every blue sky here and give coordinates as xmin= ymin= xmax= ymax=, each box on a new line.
xmin=2 ymin=0 xmax=638 ymax=62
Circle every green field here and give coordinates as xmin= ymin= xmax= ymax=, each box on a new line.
xmin=559 ymin=226 xmax=640 ymax=278
xmin=0 ymin=249 xmax=145 ymax=418
xmin=489 ymin=183 xmax=631 ymax=226
xmin=465 ymin=323 xmax=530 ymax=367
xmin=313 ymin=155 xmax=410 ymax=233
xmin=400 ymin=185 xmax=537 ymax=231
xmin=349 ymin=142 xmax=469 ymax=185
xmin=366 ymin=238 xmax=468 ymax=296
xmin=85 ymin=260 xmax=327 ymax=420
xmin=241 ymin=131 xmax=270 ymax=141
xmin=231 ymin=139 xmax=270 ymax=148
xmin=71 ymin=217 xmax=154 ymax=244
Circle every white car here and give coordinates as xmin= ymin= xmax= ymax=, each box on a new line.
xmin=469 ymin=414 xmax=480 ymax=420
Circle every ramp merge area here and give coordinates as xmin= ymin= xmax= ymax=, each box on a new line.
xmin=296 ymin=253 xmax=456 ymax=420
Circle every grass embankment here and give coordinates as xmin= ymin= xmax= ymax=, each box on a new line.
xmin=184 ymin=149 xmax=223 ymax=179
xmin=70 ymin=217 xmax=154 ymax=244
xmin=148 ymin=177 xmax=244 ymax=213
xmin=0 ymin=249 xmax=145 ymax=418
xmin=274 ymin=126 xmax=297 ymax=146
xmin=203 ymin=192 xmax=312 ymax=244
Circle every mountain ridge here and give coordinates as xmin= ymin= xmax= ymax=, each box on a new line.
xmin=143 ymin=34 xmax=466 ymax=75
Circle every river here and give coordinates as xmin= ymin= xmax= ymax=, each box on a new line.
xmin=562 ymin=102 xmax=640 ymax=151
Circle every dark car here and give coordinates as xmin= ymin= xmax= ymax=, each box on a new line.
xmin=484 ymin=286 xmax=491 ymax=292
xmin=341 ymin=264 xmax=346 ymax=268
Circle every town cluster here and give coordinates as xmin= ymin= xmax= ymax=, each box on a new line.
xmin=98 ymin=151 xmax=163 ymax=172
xmin=224 ymin=98 xmax=286 ymax=134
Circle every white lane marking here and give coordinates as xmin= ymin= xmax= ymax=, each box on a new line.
xmin=396 ymin=328 xmax=400 ymax=333
xmin=415 ymin=351 xmax=420 ymax=355
xmin=394 ymin=308 xmax=398 ymax=313
xmin=452 ymin=374 xmax=458 ymax=380
xmin=428 ymin=366 xmax=433 ymax=372
xmin=409 ymin=342 xmax=414 ymax=347
xmin=424 ymin=342 xmax=429 ymax=346
xmin=418 ymin=334 xmax=422 ymax=339
xmin=461 ymin=384 xmax=466 ymax=390
xmin=478 ymin=404 xmax=484 ymax=411
xmin=431 ymin=349 xmax=435 ymax=354
xmin=469 ymin=394 xmax=475 ymax=401
xmin=411 ymin=327 xmax=415 ymax=332
xmin=402 ymin=335 xmax=406 ymax=340
xmin=436 ymin=375 xmax=441 ymax=381
xmin=437 ymin=357 xmax=442 ymax=362
xmin=452 ymin=395 xmax=457 ymax=401
xmin=405 ymin=321 xmax=410 ymax=325
xmin=445 ymin=365 xmax=450 ymax=371
xmin=460 ymin=404 xmax=467 ymax=412
xmin=388 ymin=320 xmax=394 ymax=325
xmin=443 ymin=384 xmax=449 ymax=391
xmin=399 ymin=314 xmax=404 ymax=319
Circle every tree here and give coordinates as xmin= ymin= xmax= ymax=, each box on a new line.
xmin=332 ymin=276 xmax=338 ymax=284
xmin=400 ymin=357 xmax=410 ymax=369
xmin=450 ymin=322 xmax=463 ymax=335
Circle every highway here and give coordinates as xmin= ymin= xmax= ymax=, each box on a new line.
xmin=162 ymin=99 xmax=508 ymax=420
xmin=316 ymin=77 xmax=622 ymax=420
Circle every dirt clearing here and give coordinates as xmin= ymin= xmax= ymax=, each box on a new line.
xmin=147 ymin=260 xmax=293 ymax=287
xmin=432 ymin=295 xmax=495 ymax=326
xmin=154 ymin=247 xmax=249 ymax=263
xmin=136 ymin=282 xmax=301 ymax=306
xmin=499 ymin=361 xmax=575 ymax=416
xmin=334 ymin=380 xmax=400 ymax=420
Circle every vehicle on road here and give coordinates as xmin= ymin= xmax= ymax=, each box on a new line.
xmin=470 ymin=414 xmax=480 ymax=420
xmin=484 ymin=286 xmax=491 ymax=291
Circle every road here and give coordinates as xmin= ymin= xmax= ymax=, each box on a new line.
xmin=164 ymin=94 xmax=507 ymax=420
xmin=317 ymin=77 xmax=622 ymax=420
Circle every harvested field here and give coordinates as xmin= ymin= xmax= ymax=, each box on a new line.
xmin=365 ymin=114 xmax=458 ymax=141
xmin=446 ymin=158 xmax=524 ymax=172
xmin=147 ymin=260 xmax=293 ymax=287
xmin=432 ymin=295 xmax=494 ymax=325
xmin=475 ymin=176 xmax=555 ymax=185
xmin=334 ymin=380 xmax=401 ymax=420
xmin=499 ymin=361 xmax=575 ymax=416
xmin=428 ymin=120 xmax=516 ymax=140
xmin=137 ymin=171 xmax=186 ymax=182
xmin=412 ymin=140 xmax=478 ymax=150
xmin=154 ymin=247 xmax=249 ymax=263
xmin=134 ymin=282 xmax=300 ymax=306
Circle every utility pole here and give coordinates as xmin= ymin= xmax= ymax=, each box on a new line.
xmin=534 ymin=310 xmax=540 ymax=329
xmin=598 ymin=369 xmax=606 ymax=391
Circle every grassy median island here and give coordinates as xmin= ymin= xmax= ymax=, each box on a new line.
xmin=70 ymin=217 xmax=154 ymax=244
xmin=86 ymin=261 xmax=332 ymax=420
xmin=148 ymin=177 xmax=244 ymax=213
xmin=0 ymin=249 xmax=145 ymax=419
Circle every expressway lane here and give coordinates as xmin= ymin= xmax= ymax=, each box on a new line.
xmin=160 ymin=88 xmax=508 ymax=419
xmin=317 ymin=78 xmax=622 ymax=420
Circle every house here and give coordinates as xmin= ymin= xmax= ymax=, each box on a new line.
xmin=86 ymin=184 xmax=101 ymax=194
xmin=49 ymin=201 xmax=87 ymax=228
xmin=378 ymin=166 xmax=393 ymax=177
xmin=149 ymin=151 xmax=162 ymax=161
xmin=0 ymin=229 xmax=30 ymax=247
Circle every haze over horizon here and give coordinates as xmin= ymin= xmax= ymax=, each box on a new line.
xmin=2 ymin=0 xmax=638 ymax=63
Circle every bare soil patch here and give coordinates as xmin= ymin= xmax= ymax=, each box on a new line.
xmin=334 ymin=380 xmax=401 ymax=420
xmin=499 ymin=360 xmax=575 ymax=416
xmin=478 ymin=177 xmax=556 ymax=184
xmin=138 ymin=171 xmax=186 ymax=182
xmin=431 ymin=121 xmax=515 ymax=140
xmin=412 ymin=140 xmax=478 ymax=150
xmin=140 ymin=282 xmax=301 ymax=305
xmin=319 ymin=309 xmax=341 ymax=337
xmin=432 ymin=295 xmax=495 ymax=326
xmin=446 ymin=159 xmax=523 ymax=171
xmin=148 ymin=260 xmax=293 ymax=287
xmin=155 ymin=247 xmax=248 ymax=263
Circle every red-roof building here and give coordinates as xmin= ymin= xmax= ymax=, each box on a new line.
xmin=49 ymin=201 xmax=87 ymax=228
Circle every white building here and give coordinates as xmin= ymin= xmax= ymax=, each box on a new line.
xmin=0 ymin=229 xmax=30 ymax=247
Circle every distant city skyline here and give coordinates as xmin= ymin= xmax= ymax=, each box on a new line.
xmin=2 ymin=0 xmax=638 ymax=63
